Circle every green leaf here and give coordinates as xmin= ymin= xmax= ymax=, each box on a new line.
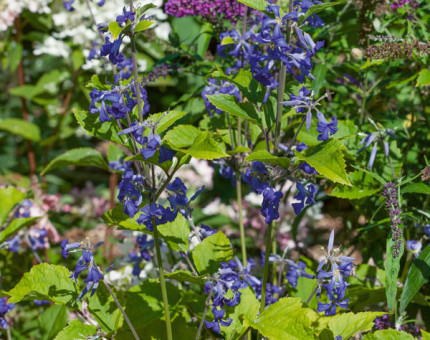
xmin=163 ymin=124 xmax=202 ymax=149
xmin=402 ymin=183 xmax=430 ymax=195
xmin=107 ymin=144 xmax=125 ymax=163
xmin=0 ymin=118 xmax=41 ymax=142
xmin=416 ymin=69 xmax=430 ymax=87
xmin=164 ymin=270 xmax=206 ymax=286
xmin=206 ymin=94 xmax=262 ymax=125
xmin=0 ymin=217 xmax=39 ymax=243
xmin=38 ymin=305 xmax=68 ymax=340
xmin=329 ymin=171 xmax=380 ymax=199
xmin=5 ymin=263 xmax=78 ymax=305
xmin=244 ymin=297 xmax=314 ymax=340
xmin=302 ymin=2 xmax=342 ymax=21
xmin=197 ymin=22 xmax=213 ymax=58
xmin=221 ymin=287 xmax=259 ymax=340
xmin=422 ymin=330 xmax=430 ymax=340
xmin=179 ymin=132 xmax=230 ymax=160
xmin=42 ymin=148 xmax=109 ymax=175
xmin=360 ymin=59 xmax=384 ymax=70
xmin=157 ymin=213 xmax=189 ymax=252
xmin=362 ymin=329 xmax=416 ymax=340
xmin=192 ymin=232 xmax=233 ymax=274
xmin=147 ymin=110 xmax=187 ymax=134
xmin=295 ymin=139 xmax=351 ymax=185
xmin=237 ymin=0 xmax=271 ymax=12
xmin=328 ymin=312 xmax=385 ymax=339
xmin=102 ymin=204 xmax=150 ymax=232
xmin=9 ymin=84 xmax=44 ymax=100
xmin=385 ymin=236 xmax=404 ymax=312
xmin=399 ymin=245 xmax=430 ymax=314
xmin=88 ymin=283 xmax=124 ymax=332
xmin=109 ymin=21 xmax=123 ymax=39
xmin=245 ymin=150 xmax=291 ymax=169
xmin=54 ymin=319 xmax=97 ymax=340
xmin=0 ymin=187 xmax=26 ymax=226
xmin=297 ymin=119 xmax=357 ymax=147
xmin=134 ymin=19 xmax=155 ymax=32
xmin=74 ymin=109 xmax=129 ymax=146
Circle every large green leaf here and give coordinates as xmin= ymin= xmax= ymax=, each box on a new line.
xmin=416 ymin=69 xmax=430 ymax=87
xmin=206 ymin=94 xmax=262 ymax=125
xmin=42 ymin=148 xmax=109 ymax=175
xmin=164 ymin=270 xmax=207 ymax=286
xmin=38 ymin=305 xmax=68 ymax=340
xmin=0 ymin=187 xmax=26 ymax=226
xmin=54 ymin=319 xmax=97 ymax=340
xmin=179 ymin=132 xmax=230 ymax=160
xmin=0 ymin=118 xmax=41 ymax=142
xmin=0 ymin=217 xmax=39 ymax=243
xmin=157 ymin=213 xmax=189 ymax=252
xmin=328 ymin=312 xmax=385 ymax=339
xmin=363 ymin=329 xmax=416 ymax=340
xmin=329 ymin=171 xmax=380 ymax=199
xmin=221 ymin=287 xmax=260 ymax=340
xmin=245 ymin=150 xmax=291 ymax=169
xmin=295 ymin=139 xmax=351 ymax=185
xmin=5 ymin=263 xmax=78 ymax=305
xmin=163 ymin=124 xmax=202 ymax=149
xmin=145 ymin=110 xmax=188 ymax=135
xmin=244 ymin=297 xmax=314 ymax=340
xmin=88 ymin=282 xmax=124 ymax=332
xmin=192 ymin=232 xmax=233 ymax=274
xmin=74 ymin=109 xmax=128 ymax=146
xmin=402 ymin=183 xmax=430 ymax=195
xmin=399 ymin=245 xmax=430 ymax=314
xmin=385 ymin=236 xmax=404 ymax=312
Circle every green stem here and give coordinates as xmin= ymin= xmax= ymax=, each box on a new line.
xmin=103 ymin=280 xmax=140 ymax=340
xmin=236 ymin=173 xmax=247 ymax=266
xmin=272 ymin=231 xmax=277 ymax=286
xmin=274 ymin=65 xmax=287 ymax=154
xmin=153 ymin=222 xmax=173 ymax=340
xmin=400 ymin=252 xmax=413 ymax=284
xmin=305 ymin=284 xmax=318 ymax=305
xmin=283 ymin=116 xmax=306 ymax=157
xmin=195 ymin=285 xmax=213 ymax=340
xmin=259 ymin=222 xmax=274 ymax=314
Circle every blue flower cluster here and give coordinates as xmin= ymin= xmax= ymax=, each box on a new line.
xmin=129 ymin=234 xmax=154 ymax=277
xmin=285 ymin=260 xmax=315 ymax=288
xmin=166 ymin=177 xmax=204 ymax=218
xmin=202 ymin=79 xmax=240 ymax=117
xmin=61 ymin=239 xmax=105 ymax=301
xmin=316 ymin=230 xmax=354 ymax=315
xmin=117 ymin=167 xmax=144 ymax=218
xmin=358 ymin=128 xmax=396 ymax=169
xmin=0 ymin=298 xmax=15 ymax=329
xmin=292 ymin=182 xmax=317 ymax=215
xmin=242 ymin=162 xmax=283 ymax=224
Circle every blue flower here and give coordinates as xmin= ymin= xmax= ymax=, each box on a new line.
xmin=78 ymin=266 xmax=104 ymax=301
xmin=217 ymin=29 xmax=255 ymax=59
xmin=140 ymin=133 xmax=176 ymax=164
xmin=317 ymin=285 xmax=349 ymax=315
xmin=292 ymin=183 xmax=317 ymax=215
xmin=7 ymin=236 xmax=20 ymax=253
xmin=204 ymin=307 xmax=233 ymax=334
xmin=137 ymin=203 xmax=176 ymax=231
xmin=100 ymin=36 xmax=125 ymax=65
xmin=117 ymin=168 xmax=144 ymax=218
xmin=167 ymin=177 xmax=204 ymax=217
xmin=285 ymin=260 xmax=315 ymax=288
xmin=316 ymin=113 xmax=338 ymax=141
xmin=70 ymin=250 xmax=93 ymax=282
xmin=0 ymin=298 xmax=15 ymax=330
xmin=261 ymin=186 xmax=283 ymax=224
xmin=117 ymin=7 xmax=135 ymax=27
xmin=63 ymin=0 xmax=75 ymax=11
xmin=89 ymin=88 xmax=124 ymax=122
xmin=202 ymin=79 xmax=240 ymax=117
xmin=61 ymin=239 xmax=81 ymax=258
xmin=358 ymin=129 xmax=395 ymax=169
xmin=406 ymin=240 xmax=422 ymax=258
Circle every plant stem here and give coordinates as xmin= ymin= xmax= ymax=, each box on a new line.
xmin=195 ymin=286 xmax=213 ymax=340
xmin=400 ymin=252 xmax=413 ymax=284
xmin=305 ymin=284 xmax=318 ymax=305
xmin=103 ymin=280 xmax=140 ymax=340
xmin=274 ymin=65 xmax=287 ymax=154
xmin=283 ymin=116 xmax=306 ymax=157
xmin=226 ymin=112 xmax=236 ymax=149
xmin=130 ymin=36 xmax=144 ymax=123
xmin=259 ymin=222 xmax=274 ymax=314
xmin=153 ymin=224 xmax=173 ymax=340
xmin=236 ymin=173 xmax=247 ymax=266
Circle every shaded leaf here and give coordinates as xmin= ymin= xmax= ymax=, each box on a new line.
xmin=0 ymin=217 xmax=39 ymax=243
xmin=157 ymin=213 xmax=189 ymax=252
xmin=39 ymin=305 xmax=68 ymax=340
xmin=0 ymin=118 xmax=41 ymax=142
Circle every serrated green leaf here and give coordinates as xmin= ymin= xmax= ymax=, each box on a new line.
xmin=164 ymin=270 xmax=206 ymax=286
xmin=6 ymin=263 xmax=78 ymax=305
xmin=109 ymin=21 xmax=123 ymax=39
xmin=206 ymin=94 xmax=262 ymax=125
xmin=295 ymin=139 xmax=351 ymax=185
xmin=134 ymin=20 xmax=155 ymax=32
xmin=74 ymin=109 xmax=129 ymax=146
xmin=363 ymin=329 xmax=416 ymax=340
xmin=147 ymin=110 xmax=187 ymax=134
xmin=102 ymin=204 xmax=149 ymax=233
xmin=88 ymin=282 xmax=124 ymax=332
xmin=0 ymin=118 xmax=41 ymax=142
xmin=399 ymin=245 xmax=430 ymax=314
xmin=385 ymin=236 xmax=404 ymax=312
xmin=221 ymin=287 xmax=259 ymax=340
xmin=0 ymin=187 xmax=26 ymax=226
xmin=163 ymin=124 xmax=202 ymax=149
xmin=416 ymin=69 xmax=430 ymax=87
xmin=328 ymin=312 xmax=385 ymax=339
xmin=302 ymin=2 xmax=342 ymax=21
xmin=54 ymin=319 xmax=97 ymax=340
xmin=39 ymin=305 xmax=68 ymax=340
xmin=192 ymin=232 xmax=233 ymax=274
xmin=42 ymin=148 xmax=109 ymax=175
xmin=157 ymin=213 xmax=189 ymax=252
xmin=329 ymin=171 xmax=380 ymax=199
xmin=402 ymin=183 xmax=430 ymax=195
xmin=179 ymin=132 xmax=230 ymax=160
xmin=244 ymin=297 xmax=314 ymax=340
xmin=245 ymin=150 xmax=291 ymax=169
xmin=0 ymin=217 xmax=39 ymax=243
xmin=237 ymin=0 xmax=270 ymax=12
